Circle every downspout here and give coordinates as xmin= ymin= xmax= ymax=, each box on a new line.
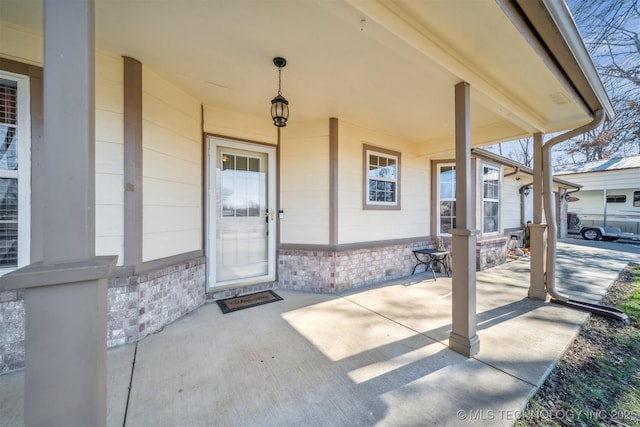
xmin=519 ymin=182 xmax=532 ymax=229
xmin=542 ymin=109 xmax=605 ymax=301
xmin=504 ymin=166 xmax=520 ymax=177
xmin=603 ymin=189 xmax=608 ymax=228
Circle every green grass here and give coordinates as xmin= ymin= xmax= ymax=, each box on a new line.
xmin=516 ymin=264 xmax=640 ymax=427
xmin=617 ymin=266 xmax=640 ymax=324
xmin=614 ymin=265 xmax=640 ymax=425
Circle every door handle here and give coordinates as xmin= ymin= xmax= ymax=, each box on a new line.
xmin=265 ymin=209 xmax=275 ymax=223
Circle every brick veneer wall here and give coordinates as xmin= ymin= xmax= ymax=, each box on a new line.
xmin=476 ymin=237 xmax=508 ymax=270
xmin=0 ymin=257 xmax=206 ymax=375
xmin=108 ymin=257 xmax=206 ymax=347
xmin=0 ymin=290 xmax=24 ymax=374
xmin=278 ymin=240 xmax=436 ymax=292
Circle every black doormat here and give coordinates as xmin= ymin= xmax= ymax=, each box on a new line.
xmin=216 ymin=290 xmax=283 ymax=314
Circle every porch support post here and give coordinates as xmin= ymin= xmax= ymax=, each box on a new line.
xmin=528 ymin=132 xmax=547 ymax=300
xmin=0 ymin=0 xmax=116 ymax=426
xmin=123 ymin=56 xmax=143 ymax=268
xmin=448 ymin=82 xmax=480 ymax=357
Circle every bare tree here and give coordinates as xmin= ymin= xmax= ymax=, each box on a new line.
xmin=511 ymin=138 xmax=533 ymax=167
xmin=485 ymin=1 xmax=639 ymax=165
xmin=563 ymin=0 xmax=640 ymax=161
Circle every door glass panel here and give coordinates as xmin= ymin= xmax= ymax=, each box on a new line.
xmin=216 ymin=149 xmax=268 ymax=283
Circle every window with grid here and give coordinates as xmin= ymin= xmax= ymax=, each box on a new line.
xmin=437 ymin=164 xmax=456 ymax=235
xmin=364 ymin=146 xmax=400 ymax=209
xmin=0 ymin=72 xmax=30 ymax=272
xmin=482 ymin=164 xmax=500 ymax=234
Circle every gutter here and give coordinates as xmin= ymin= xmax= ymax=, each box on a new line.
xmin=471 ymin=148 xmax=581 ymax=190
xmin=540 ymin=0 xmax=615 ymax=120
xmin=542 ymin=109 xmax=605 ymax=301
xmin=509 ymin=0 xmax=615 ymax=120
xmin=504 ymin=166 xmax=520 ymax=177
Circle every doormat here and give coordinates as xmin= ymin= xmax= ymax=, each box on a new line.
xmin=216 ymin=290 xmax=283 ymax=314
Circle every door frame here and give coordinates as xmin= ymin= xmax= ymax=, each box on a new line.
xmin=206 ymin=136 xmax=277 ymax=291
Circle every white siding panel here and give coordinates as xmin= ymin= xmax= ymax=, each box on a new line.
xmin=281 ymin=221 xmax=327 ymax=244
xmin=95 ymin=57 xmax=125 ymax=263
xmin=96 ymin=141 xmax=123 ymax=174
xmin=96 ymin=50 xmax=124 ymax=83
xmin=143 ymin=68 xmax=201 ymax=119
xmin=203 ymin=105 xmax=276 ymax=145
xmin=96 ymin=205 xmax=124 ymax=236
xmin=279 ymin=120 xmax=330 ymax=245
xmin=95 ymin=205 xmax=124 ymax=264
xmin=0 ymin=23 xmax=42 ymax=65
xmin=142 ymin=70 xmax=202 ymax=261
xmin=503 ymin=176 xmax=522 ymax=229
xmin=143 ymin=94 xmax=201 ymax=142
xmin=338 ymin=122 xmax=428 ymax=244
xmin=145 ymin=177 xmax=201 ymax=207
xmin=144 ymin=229 xmax=202 ymax=261
xmin=95 ymin=236 xmax=124 ymax=265
xmin=144 ymin=206 xmax=201 ymax=234
xmin=144 ymin=121 xmax=200 ymax=164
xmin=96 ymin=173 xmax=123 ymax=205
xmin=95 ymin=78 xmax=123 ymax=113
xmin=96 ymin=110 xmax=124 ymax=144
xmin=143 ymin=149 xmax=200 ymax=185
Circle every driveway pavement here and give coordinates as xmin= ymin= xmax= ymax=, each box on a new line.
xmin=1 ymin=240 xmax=638 ymax=426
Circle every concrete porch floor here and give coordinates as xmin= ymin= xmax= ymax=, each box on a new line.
xmin=1 ymin=240 xmax=639 ymax=426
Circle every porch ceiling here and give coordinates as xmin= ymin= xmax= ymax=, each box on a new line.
xmin=2 ymin=0 xmax=598 ymax=149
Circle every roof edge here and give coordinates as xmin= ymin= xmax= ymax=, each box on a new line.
xmin=472 ymin=148 xmax=582 ymax=189
xmin=515 ymin=0 xmax=615 ymax=121
xmin=541 ymin=0 xmax=615 ymax=120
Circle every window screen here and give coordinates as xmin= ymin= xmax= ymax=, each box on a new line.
xmin=0 ymin=80 xmax=18 ymax=267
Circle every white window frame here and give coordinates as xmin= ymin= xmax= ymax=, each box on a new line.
xmin=363 ymin=145 xmax=400 ymax=210
xmin=0 ymin=71 xmax=31 ymax=276
xmin=481 ymin=163 xmax=500 ymax=235
xmin=436 ymin=163 xmax=456 ymax=236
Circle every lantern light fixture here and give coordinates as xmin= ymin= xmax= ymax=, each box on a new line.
xmin=521 ymin=186 xmax=531 ymax=197
xmin=271 ymin=57 xmax=289 ymax=127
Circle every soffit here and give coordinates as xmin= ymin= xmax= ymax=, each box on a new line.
xmin=1 ymin=0 xmax=597 ymax=148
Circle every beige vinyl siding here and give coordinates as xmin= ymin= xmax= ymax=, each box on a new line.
xmin=142 ymin=67 xmax=202 ymax=262
xmin=280 ymin=119 xmax=330 ymax=244
xmin=0 ymin=22 xmax=42 ymax=65
xmin=203 ymin=105 xmax=276 ymax=145
xmin=502 ymin=175 xmax=521 ymax=229
xmin=95 ymin=52 xmax=125 ymax=263
xmin=339 ymin=122 xmax=428 ymax=244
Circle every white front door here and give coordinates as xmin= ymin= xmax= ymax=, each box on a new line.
xmin=207 ymin=137 xmax=276 ymax=290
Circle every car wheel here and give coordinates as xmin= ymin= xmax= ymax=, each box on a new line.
xmin=582 ymin=228 xmax=601 ymax=241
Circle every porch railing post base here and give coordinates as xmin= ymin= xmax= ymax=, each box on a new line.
xmin=528 ymin=223 xmax=547 ymax=300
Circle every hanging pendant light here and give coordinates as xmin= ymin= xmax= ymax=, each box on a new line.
xmin=271 ymin=57 xmax=289 ymax=127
